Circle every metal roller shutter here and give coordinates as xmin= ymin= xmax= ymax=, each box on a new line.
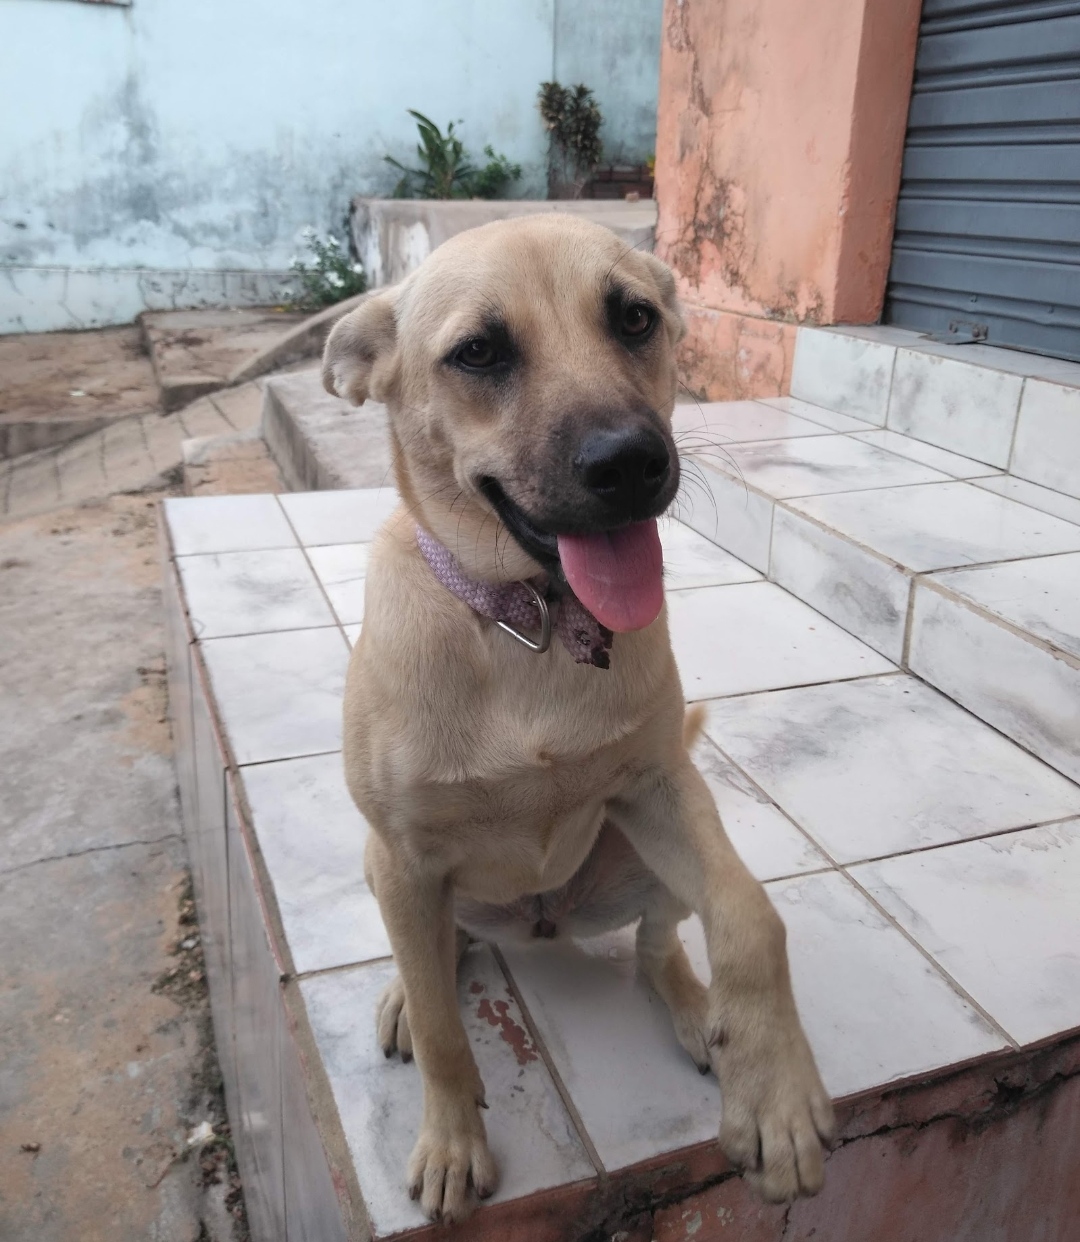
xmin=884 ymin=0 xmax=1080 ymax=361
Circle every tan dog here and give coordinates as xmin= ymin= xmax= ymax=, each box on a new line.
xmin=322 ymin=215 xmax=834 ymax=1224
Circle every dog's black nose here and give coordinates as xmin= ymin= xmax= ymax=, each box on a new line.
xmin=574 ymin=426 xmax=672 ymax=514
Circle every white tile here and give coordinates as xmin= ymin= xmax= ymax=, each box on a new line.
xmin=974 ymin=475 xmax=1080 ymax=527
xmin=163 ymin=493 xmax=296 ymax=555
xmin=660 ymin=519 xmax=761 ymax=591
xmin=176 ymin=548 xmax=334 ymax=639
xmin=1010 ymin=379 xmax=1080 ymax=500
xmin=306 ymin=543 xmax=370 ymax=625
xmin=850 ymin=429 xmax=1002 ymax=479
xmin=670 ymin=462 xmax=774 ymax=573
xmin=927 ymin=553 xmax=1080 ymax=662
xmin=344 ymin=624 xmax=362 ymax=647
xmin=788 ymin=482 xmax=1080 ymax=573
xmin=672 ymin=399 xmax=832 ymax=443
xmin=909 ymin=584 xmax=1080 ymax=785
xmin=790 ymin=328 xmax=896 ymax=425
xmin=201 ymin=628 xmax=349 ymax=764
xmin=279 ymin=487 xmax=398 ymax=546
xmin=717 ymin=436 xmax=948 ymax=499
xmin=668 ymin=582 xmax=894 ymax=701
xmin=300 ymin=950 xmax=595 ymax=1237
xmin=853 ymin=821 xmax=1080 ymax=1046
xmin=500 ymin=930 xmax=722 ymax=1171
xmin=240 ymin=753 xmax=390 ymax=974
xmin=758 ymin=395 xmax=877 ymax=433
xmin=887 ymin=350 xmax=1022 ymax=468
xmin=678 ymin=872 xmax=1006 ymax=1100
xmin=704 ymin=675 xmax=1080 ymax=863
xmin=228 ymin=788 xmax=287 ymax=1241
xmin=770 ymin=506 xmax=911 ymax=663
xmin=691 ymin=737 xmax=829 ymax=881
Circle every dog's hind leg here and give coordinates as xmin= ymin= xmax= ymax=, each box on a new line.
xmin=636 ymin=885 xmax=711 ymax=1073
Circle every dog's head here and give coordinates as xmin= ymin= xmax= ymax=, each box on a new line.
xmin=323 ymin=214 xmax=685 ymax=632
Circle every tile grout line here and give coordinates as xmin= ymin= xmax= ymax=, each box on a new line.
xmin=687 ymin=668 xmax=903 ymax=707
xmin=271 ymin=493 xmax=355 ymax=651
xmin=490 ymin=943 xmax=608 ymax=1181
xmin=1004 ymin=376 xmax=1025 ymax=475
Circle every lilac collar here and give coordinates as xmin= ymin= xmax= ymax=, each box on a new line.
xmin=415 ymin=526 xmax=613 ymax=669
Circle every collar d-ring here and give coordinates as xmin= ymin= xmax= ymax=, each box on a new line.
xmin=495 ymin=580 xmax=551 ymax=654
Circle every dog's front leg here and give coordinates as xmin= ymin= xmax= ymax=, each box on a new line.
xmin=610 ymin=759 xmax=835 ymax=1203
xmin=367 ymin=835 xmax=497 ymax=1223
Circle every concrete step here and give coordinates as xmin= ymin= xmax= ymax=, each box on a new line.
xmin=676 ymin=393 xmax=1080 ymax=783
xmin=260 ymin=367 xmax=392 ymax=492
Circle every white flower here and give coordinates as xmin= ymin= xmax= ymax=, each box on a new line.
xmin=351 ymin=263 xmax=364 ymax=274
xmin=326 ymin=271 xmax=344 ymax=287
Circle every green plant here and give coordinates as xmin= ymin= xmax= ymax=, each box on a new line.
xmin=385 ymin=110 xmax=522 ymax=200
xmin=286 ymin=227 xmax=366 ymax=312
xmin=538 ymin=81 xmax=603 ymax=198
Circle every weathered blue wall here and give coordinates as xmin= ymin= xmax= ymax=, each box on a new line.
xmin=0 ymin=0 xmax=662 ymax=333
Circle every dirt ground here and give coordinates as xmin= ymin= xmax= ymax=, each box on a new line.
xmin=0 ymin=492 xmax=246 ymax=1242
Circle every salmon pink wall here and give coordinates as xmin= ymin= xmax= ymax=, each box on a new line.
xmin=655 ymin=0 xmax=921 ymax=398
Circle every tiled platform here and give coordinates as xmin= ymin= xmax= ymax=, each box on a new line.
xmin=163 ymin=470 xmax=1080 ymax=1240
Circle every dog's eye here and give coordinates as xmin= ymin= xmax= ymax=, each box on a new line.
xmin=455 ymin=338 xmax=498 ymax=370
xmin=620 ymin=303 xmax=655 ymax=339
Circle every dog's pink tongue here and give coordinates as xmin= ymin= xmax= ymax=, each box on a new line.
xmin=557 ymin=520 xmax=664 ymax=633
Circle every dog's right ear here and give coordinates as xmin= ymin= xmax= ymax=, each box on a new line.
xmin=322 ymin=286 xmax=400 ymax=405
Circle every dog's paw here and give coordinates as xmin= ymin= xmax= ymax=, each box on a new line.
xmin=375 ymin=975 xmax=413 ymax=1062
xmin=407 ymin=1093 xmax=498 ymax=1223
xmin=711 ymin=1023 xmax=835 ymax=1203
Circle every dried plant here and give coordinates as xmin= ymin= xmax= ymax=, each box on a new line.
xmin=538 ymin=82 xmax=603 ymax=198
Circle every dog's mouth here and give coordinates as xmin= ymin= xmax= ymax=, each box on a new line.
xmin=479 ymin=478 xmax=665 ymax=633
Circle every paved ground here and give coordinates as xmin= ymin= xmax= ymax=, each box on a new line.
xmin=0 ymin=326 xmax=160 ymax=459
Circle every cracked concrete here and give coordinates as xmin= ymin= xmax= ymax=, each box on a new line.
xmin=0 ymin=491 xmax=244 ymax=1241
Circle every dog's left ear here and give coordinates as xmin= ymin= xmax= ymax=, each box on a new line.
xmin=322 ymin=286 xmax=400 ymax=405
xmin=639 ymin=251 xmax=687 ymax=346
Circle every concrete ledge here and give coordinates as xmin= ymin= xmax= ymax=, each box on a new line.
xmin=261 ymin=368 xmax=392 ymax=492
xmin=228 ymin=293 xmax=368 ymax=387
xmin=352 ymin=197 xmax=657 ymax=287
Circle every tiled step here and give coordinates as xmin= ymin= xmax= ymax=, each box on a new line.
xmin=676 ymin=395 xmax=1080 ymax=783
xmin=162 ymin=487 xmax=1080 ymax=1241
xmin=790 ymin=324 xmax=1080 ymax=489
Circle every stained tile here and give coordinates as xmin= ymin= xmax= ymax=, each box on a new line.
xmin=228 ymin=784 xmax=287 ymax=1242
xmin=163 ymin=563 xmax=197 ymax=836
xmin=853 ymin=821 xmax=1080 ymax=1046
xmin=789 ymin=328 xmax=895 ymax=425
xmin=281 ymin=1017 xmax=349 ymax=1242
xmin=306 ymin=543 xmax=370 ymax=625
xmin=887 ymin=350 xmax=1022 ymax=468
xmin=668 ymin=582 xmax=894 ymax=701
xmin=679 ymin=871 xmax=1006 ymax=1100
xmin=1010 ymin=379 xmax=1080 ymax=500
xmin=660 ymin=520 xmax=762 ymax=591
xmin=163 ymin=493 xmax=296 ymax=555
xmin=909 ymin=583 xmax=1080 ymax=784
xmin=200 ymin=628 xmax=349 ymax=764
xmin=672 ymin=399 xmax=832 ymax=443
xmin=715 ymin=436 xmax=948 ymax=499
xmin=704 ymin=675 xmax=1080 ymax=863
xmin=758 ymin=395 xmax=877 ymax=433
xmin=299 ymin=950 xmax=595 ymax=1237
xmin=850 ymin=429 xmax=1002 ymax=479
xmin=974 ymin=475 xmax=1080 ymax=527
xmin=500 ymin=930 xmax=723 ymax=1171
xmin=279 ymin=487 xmax=398 ymax=546
xmin=787 ymin=482 xmax=1080 ymax=573
xmin=691 ymin=737 xmax=829 ymax=881
xmin=176 ymin=548 xmax=334 ymax=638
xmin=671 ymin=464 xmax=774 ymax=573
xmin=926 ymin=553 xmax=1080 ymax=661
xmin=240 ymin=753 xmax=390 ymax=974
xmin=769 ymin=505 xmax=910 ymax=663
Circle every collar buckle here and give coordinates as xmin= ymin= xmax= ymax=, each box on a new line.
xmin=495 ymin=580 xmax=551 ymax=654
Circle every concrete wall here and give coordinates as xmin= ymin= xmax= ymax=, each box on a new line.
xmin=0 ymin=0 xmax=662 ymax=334
xmin=654 ymin=0 xmax=921 ymax=400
